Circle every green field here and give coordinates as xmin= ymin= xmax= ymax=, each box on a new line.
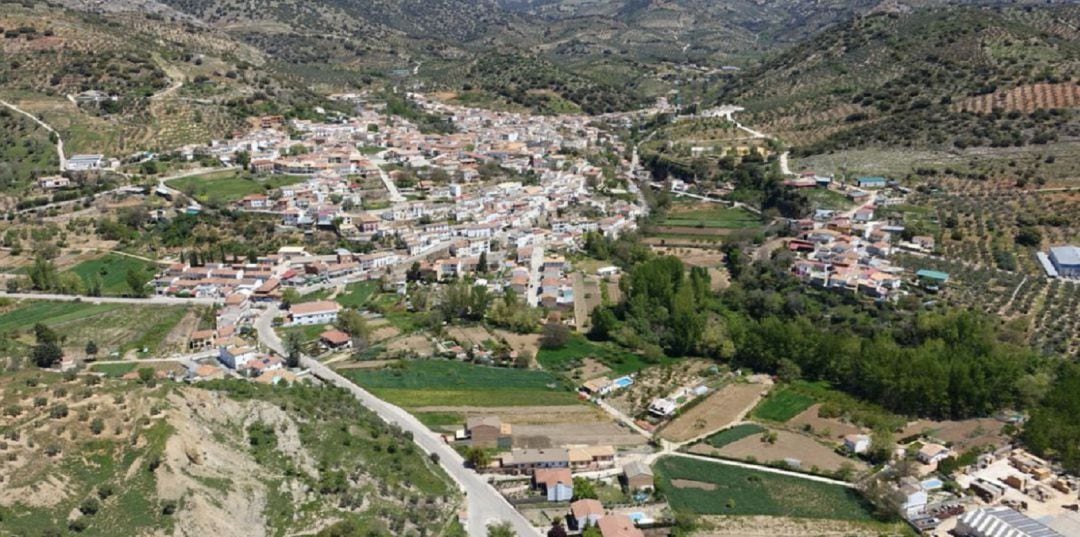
xmin=660 ymin=206 xmax=763 ymax=229
xmin=803 ymin=188 xmax=855 ymax=211
xmin=66 ymin=253 xmax=158 ymax=296
xmin=654 ymin=456 xmax=873 ymax=520
xmin=168 ymin=170 xmax=306 ymax=204
xmin=537 ymin=335 xmax=666 ymax=376
xmin=90 ymin=362 xmax=137 ymax=378
xmin=347 ymin=360 xmax=581 ymax=407
xmin=704 ymin=423 xmax=768 ymax=448
xmin=752 ymin=387 xmax=815 ymax=422
xmin=0 ymin=301 xmax=190 ymax=356
xmin=336 ymin=281 xmax=380 ymax=308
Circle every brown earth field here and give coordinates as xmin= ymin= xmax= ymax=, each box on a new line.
xmin=651 ymin=226 xmax=734 ymax=236
xmin=786 ymin=404 xmax=863 ymax=442
xmin=900 ymin=418 xmax=1009 ymax=452
xmin=691 ymin=430 xmax=868 ymax=473
xmin=412 ymin=405 xmax=648 ymax=448
xmin=672 ymin=479 xmax=717 ymax=491
xmin=659 ymin=383 xmax=767 ymax=443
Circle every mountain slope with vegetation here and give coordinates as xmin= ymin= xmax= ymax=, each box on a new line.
xmin=717 ymin=4 xmax=1080 ymax=153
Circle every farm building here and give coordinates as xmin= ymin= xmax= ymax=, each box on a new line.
xmin=622 ymin=461 xmax=654 ymax=492
xmin=466 ymin=416 xmax=512 ymax=449
xmin=856 ymin=176 xmax=887 ymax=188
xmin=843 ymin=434 xmax=870 ymax=454
xmin=955 ymin=506 xmax=1063 ymax=537
xmin=1049 ymin=245 xmax=1080 ymax=278
xmin=915 ymin=269 xmax=950 ymax=291
xmin=66 ymin=154 xmax=106 ymax=171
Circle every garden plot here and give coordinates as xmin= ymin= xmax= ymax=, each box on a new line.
xmin=606 ymin=359 xmax=715 ymax=416
xmin=659 ymin=382 xmax=769 ymax=443
xmin=696 ymin=515 xmax=906 ymax=537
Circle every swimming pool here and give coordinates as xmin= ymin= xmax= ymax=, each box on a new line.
xmin=921 ymin=478 xmax=944 ymax=490
xmin=613 ymin=376 xmax=634 ymax=389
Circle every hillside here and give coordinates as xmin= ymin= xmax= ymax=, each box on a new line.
xmin=0 ymin=370 xmax=460 ymax=536
xmin=715 ymin=4 xmax=1080 ymax=153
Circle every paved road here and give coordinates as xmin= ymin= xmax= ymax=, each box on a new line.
xmin=370 ymin=152 xmax=406 ymax=203
xmin=254 ymin=307 xmax=540 ymax=537
xmin=0 ymin=99 xmax=65 ymax=170
xmin=0 ymin=291 xmax=221 ymax=306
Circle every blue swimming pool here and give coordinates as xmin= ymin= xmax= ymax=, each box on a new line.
xmin=921 ymin=478 xmax=943 ymax=490
xmin=613 ymin=376 xmax=634 ymax=388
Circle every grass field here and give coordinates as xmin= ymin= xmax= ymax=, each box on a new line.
xmin=537 ymin=335 xmax=667 ymax=376
xmin=752 ymin=387 xmax=815 ymax=423
xmin=654 ymin=456 xmax=873 ymax=520
xmin=0 ymin=301 xmax=189 ymax=356
xmin=168 ymin=170 xmax=306 ymax=204
xmin=803 ymin=188 xmax=855 ymax=211
xmin=704 ymin=423 xmax=767 ymax=448
xmin=90 ymin=362 xmax=137 ymax=377
xmin=65 ymin=253 xmax=157 ymax=296
xmin=336 ymin=281 xmax=380 ymax=308
xmin=659 ymin=205 xmax=763 ymax=229
xmin=347 ymin=360 xmax=581 ymax=407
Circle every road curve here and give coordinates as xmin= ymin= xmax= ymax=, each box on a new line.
xmin=255 ymin=307 xmax=540 ymax=537
xmin=0 ymin=98 xmax=66 ymax=170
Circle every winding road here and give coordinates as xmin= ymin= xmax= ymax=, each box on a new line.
xmin=254 ymin=307 xmax=540 ymax=537
xmin=1 ymin=98 xmax=66 ymax=170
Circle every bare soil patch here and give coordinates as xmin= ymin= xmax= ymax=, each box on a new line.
xmin=386 ymin=333 xmax=434 ymax=355
xmin=697 ymin=515 xmax=897 ymax=536
xmin=494 ymin=329 xmax=541 ymax=359
xmin=786 ymin=404 xmax=863 ymax=441
xmin=446 ymin=325 xmax=493 ymax=347
xmin=711 ymin=430 xmax=867 ymax=473
xmin=900 ymin=418 xmax=1008 ymax=452
xmin=572 ymin=358 xmax=611 ymax=380
xmin=411 ymin=404 xmax=647 ymax=448
xmin=672 ymin=479 xmax=718 ymax=491
xmin=659 ymin=383 xmax=767 ymax=443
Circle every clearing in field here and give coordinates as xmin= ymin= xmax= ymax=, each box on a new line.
xmin=659 ymin=382 xmax=767 ymax=443
xmin=654 ymin=456 xmax=873 ymax=520
xmin=787 ymin=404 xmax=863 ymax=441
xmin=334 ymin=281 xmax=380 ymax=308
xmin=691 ymin=429 xmax=868 ymax=474
xmin=659 ymin=204 xmax=764 ymax=230
xmin=695 ymin=515 xmax=909 ymax=537
xmin=752 ymin=386 xmax=815 ymax=423
xmin=413 ymin=404 xmax=648 ymax=448
xmin=345 ymin=359 xmax=582 ymax=407
xmin=168 ymin=170 xmax=306 ymax=204
xmin=64 ymin=252 xmax=158 ymax=296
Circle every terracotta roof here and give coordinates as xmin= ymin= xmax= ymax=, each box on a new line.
xmin=290 ymin=300 xmax=340 ymax=316
xmin=597 ymin=514 xmax=644 ymax=537
xmin=570 ymin=499 xmax=604 ymax=519
xmin=320 ymin=330 xmax=351 ymax=346
xmin=534 ymin=468 xmax=572 ymax=489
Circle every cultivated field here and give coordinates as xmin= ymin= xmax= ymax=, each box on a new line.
xmin=64 ymin=253 xmax=158 ymax=296
xmin=900 ymin=418 xmax=1009 ymax=452
xmin=653 ymin=456 xmax=874 ymax=520
xmin=696 ymin=515 xmax=908 ymax=537
xmin=168 ymin=170 xmax=306 ymax=204
xmin=787 ymin=404 xmax=863 ymax=441
xmin=660 ymin=383 xmax=767 ymax=443
xmin=0 ymin=300 xmax=192 ymax=357
xmin=346 ymin=359 xmax=582 ymax=407
xmin=752 ymin=387 xmax=815 ymax=423
xmin=413 ymin=405 xmax=647 ymax=448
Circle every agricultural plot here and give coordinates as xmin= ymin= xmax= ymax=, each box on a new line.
xmin=752 ymin=388 xmax=815 ymax=423
xmin=335 ymin=281 xmax=380 ymax=308
xmin=704 ymin=423 xmax=767 ymax=448
xmin=168 ymin=171 xmax=306 ymax=204
xmin=65 ymin=253 xmax=157 ymax=296
xmin=653 ymin=456 xmax=874 ymax=520
xmin=660 ymin=383 xmax=768 ymax=443
xmin=536 ymin=335 xmax=661 ymax=376
xmin=0 ymin=300 xmax=191 ymax=357
xmin=802 ymin=188 xmax=854 ymax=211
xmin=346 ymin=359 xmax=582 ymax=407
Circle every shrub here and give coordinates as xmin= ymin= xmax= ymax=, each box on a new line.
xmin=79 ymin=497 xmax=100 ymax=516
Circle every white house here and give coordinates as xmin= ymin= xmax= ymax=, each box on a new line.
xmin=288 ymin=300 xmax=341 ymax=326
xmin=648 ymin=398 xmax=677 ymax=418
xmin=66 ymin=154 xmax=105 ymax=171
xmin=917 ymin=443 xmax=951 ymax=465
xmin=219 ymin=345 xmax=259 ymax=370
xmin=843 ymin=434 xmax=871 ymax=454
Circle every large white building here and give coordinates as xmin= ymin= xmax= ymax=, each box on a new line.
xmin=955 ymin=507 xmax=1063 ymax=537
xmin=288 ymin=300 xmax=341 ymax=326
xmin=1049 ymin=245 xmax=1080 ymax=278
